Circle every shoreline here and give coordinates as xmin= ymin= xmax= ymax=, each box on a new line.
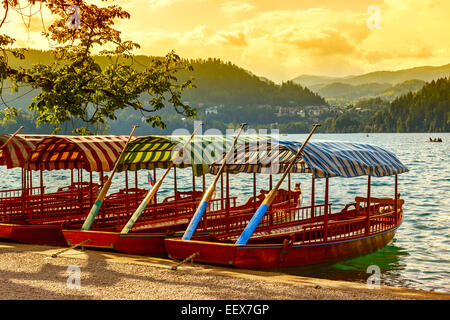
xmin=0 ymin=241 xmax=448 ymax=300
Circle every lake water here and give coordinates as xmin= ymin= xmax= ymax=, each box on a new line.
xmin=0 ymin=132 xmax=448 ymax=293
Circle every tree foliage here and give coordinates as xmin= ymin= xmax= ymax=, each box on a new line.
xmin=0 ymin=0 xmax=195 ymax=134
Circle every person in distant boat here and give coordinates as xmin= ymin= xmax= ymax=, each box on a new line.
xmin=429 ymin=137 xmax=433 ymax=142
xmin=438 ymin=138 xmax=442 ymax=142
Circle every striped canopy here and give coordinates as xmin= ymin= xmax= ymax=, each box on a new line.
xmin=0 ymin=134 xmax=45 ymax=169
xmin=210 ymin=140 xmax=408 ymax=178
xmin=27 ymin=135 xmax=129 ymax=172
xmin=118 ymin=135 xmax=270 ymax=176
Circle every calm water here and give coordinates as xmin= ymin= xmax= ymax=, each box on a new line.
xmin=0 ymin=133 xmax=449 ymax=293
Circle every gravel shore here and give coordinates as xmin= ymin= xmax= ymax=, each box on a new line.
xmin=0 ymin=241 xmax=448 ymax=300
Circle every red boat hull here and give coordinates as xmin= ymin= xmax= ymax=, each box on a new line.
xmin=165 ymin=227 xmax=398 ymax=269
xmin=62 ymin=229 xmax=168 ymax=255
xmin=0 ymin=223 xmax=65 ymax=246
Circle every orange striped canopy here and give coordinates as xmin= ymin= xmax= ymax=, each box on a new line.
xmin=0 ymin=134 xmax=44 ymax=169
xmin=27 ymin=135 xmax=131 ymax=172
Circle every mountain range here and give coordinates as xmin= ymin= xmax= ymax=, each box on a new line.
xmin=292 ymin=64 xmax=450 ymax=105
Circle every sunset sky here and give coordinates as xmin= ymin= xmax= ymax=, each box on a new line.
xmin=4 ymin=0 xmax=450 ymax=82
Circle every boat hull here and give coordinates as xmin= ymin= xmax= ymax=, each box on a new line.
xmin=165 ymin=227 xmax=398 ymax=269
xmin=0 ymin=223 xmax=65 ymax=246
xmin=62 ymin=229 xmax=168 ymax=255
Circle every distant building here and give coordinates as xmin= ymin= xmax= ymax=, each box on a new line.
xmin=205 ymin=106 xmax=218 ymax=115
xmin=297 ymin=110 xmax=306 ymax=118
xmin=277 ymin=106 xmax=299 ymax=117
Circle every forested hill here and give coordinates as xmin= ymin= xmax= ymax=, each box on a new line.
xmin=4 ymin=50 xmax=327 ymax=109
xmin=367 ymin=77 xmax=450 ymax=132
xmin=178 ymin=58 xmax=327 ymax=108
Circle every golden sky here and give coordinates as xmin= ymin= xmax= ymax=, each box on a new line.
xmin=4 ymin=0 xmax=450 ymax=82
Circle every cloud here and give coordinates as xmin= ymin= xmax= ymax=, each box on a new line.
xmin=147 ymin=0 xmax=183 ymax=8
xmin=215 ymin=31 xmax=248 ymax=47
xmin=222 ymin=1 xmax=255 ymax=16
xmin=282 ymin=29 xmax=357 ymax=56
xmin=363 ymin=45 xmax=434 ymax=64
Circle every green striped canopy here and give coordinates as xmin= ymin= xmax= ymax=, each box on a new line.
xmin=117 ymin=135 xmax=270 ymax=176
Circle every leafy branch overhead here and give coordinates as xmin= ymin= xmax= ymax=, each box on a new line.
xmin=0 ymin=0 xmax=196 ymax=134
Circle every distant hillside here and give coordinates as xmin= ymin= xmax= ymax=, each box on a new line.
xmin=368 ymin=77 xmax=450 ymax=132
xmin=319 ymin=79 xmax=426 ymax=105
xmin=1 ymin=50 xmax=327 ymax=134
xmin=293 ymin=64 xmax=450 ymax=90
xmin=3 ymin=50 xmax=327 ymax=111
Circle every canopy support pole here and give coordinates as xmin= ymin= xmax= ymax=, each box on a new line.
xmin=174 ymin=166 xmax=178 ymax=216
xmin=366 ymin=175 xmax=371 ymax=235
xmin=253 ymin=172 xmax=257 ymax=211
xmin=174 ymin=166 xmax=177 ymax=199
xmin=89 ymin=171 xmax=93 ymax=207
xmin=135 ymin=170 xmax=138 ymax=208
xmin=153 ymin=167 xmax=157 ymax=204
xmin=226 ymin=170 xmax=230 ymax=233
xmin=29 ymin=170 xmax=32 ymax=195
xmin=311 ymin=176 xmax=315 ymax=218
xmin=40 ymin=167 xmax=43 ymax=223
xmin=26 ymin=169 xmax=31 ymax=222
xmin=220 ymin=172 xmax=224 ymax=210
xmin=226 ymin=171 xmax=230 ymax=215
xmin=288 ymin=172 xmax=291 ymax=205
xmin=192 ymin=173 xmax=196 ymax=202
xmin=394 ymin=174 xmax=398 ymax=224
xmin=79 ymin=168 xmax=83 ymax=214
xmin=21 ymin=168 xmax=25 ymax=220
xmin=324 ymin=177 xmax=329 ymax=242
xmin=125 ymin=170 xmax=130 ymax=221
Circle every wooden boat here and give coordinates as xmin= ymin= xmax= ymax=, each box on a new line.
xmin=0 ymin=135 xmax=136 ymax=245
xmin=62 ymin=132 xmax=301 ymax=255
xmin=165 ymin=137 xmax=409 ymax=269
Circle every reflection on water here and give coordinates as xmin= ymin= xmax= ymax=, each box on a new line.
xmin=0 ymin=132 xmax=449 ymax=292
xmin=269 ymin=242 xmax=410 ymax=288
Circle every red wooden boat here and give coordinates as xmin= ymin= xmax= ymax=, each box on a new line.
xmin=62 ymin=188 xmax=299 ymax=254
xmin=0 ymin=135 xmax=135 ymax=245
xmin=165 ymin=139 xmax=409 ymax=269
xmin=62 ymin=134 xmax=301 ymax=255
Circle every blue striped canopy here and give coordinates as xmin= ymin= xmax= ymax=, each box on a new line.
xmin=280 ymin=141 xmax=408 ymax=178
xmin=210 ymin=140 xmax=408 ymax=178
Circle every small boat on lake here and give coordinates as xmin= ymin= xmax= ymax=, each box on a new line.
xmin=165 ymin=126 xmax=409 ymax=269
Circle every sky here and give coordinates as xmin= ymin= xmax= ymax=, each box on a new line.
xmin=3 ymin=0 xmax=450 ymax=82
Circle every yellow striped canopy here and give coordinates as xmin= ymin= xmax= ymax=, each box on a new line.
xmin=118 ymin=135 xmax=270 ymax=176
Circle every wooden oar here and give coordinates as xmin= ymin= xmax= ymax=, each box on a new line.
xmin=0 ymin=126 xmax=24 ymax=149
xmin=120 ymin=123 xmax=203 ymax=234
xmin=182 ymin=123 xmax=247 ymax=240
xmin=81 ymin=125 xmax=138 ymax=231
xmin=235 ymin=123 xmax=320 ymax=245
